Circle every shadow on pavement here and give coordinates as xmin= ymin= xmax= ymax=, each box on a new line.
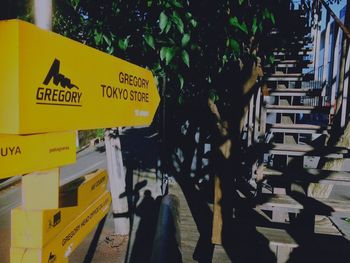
xmin=129 ymin=190 xmax=160 ymax=263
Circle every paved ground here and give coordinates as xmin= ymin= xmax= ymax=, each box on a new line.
xmin=70 ymin=170 xmax=163 ymax=263
xmin=1 ymin=126 xmax=350 ymax=262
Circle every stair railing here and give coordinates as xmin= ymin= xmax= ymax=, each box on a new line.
xmin=312 ymin=0 xmax=350 ymax=127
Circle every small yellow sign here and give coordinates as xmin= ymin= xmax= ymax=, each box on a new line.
xmin=11 ymin=191 xmax=111 ymax=263
xmin=0 ymin=19 xmax=160 ymax=134
xmin=0 ymin=132 xmax=76 ymax=179
xmin=12 ymin=170 xmax=108 ymax=248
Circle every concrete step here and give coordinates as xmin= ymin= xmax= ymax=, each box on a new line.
xmin=273 ymin=59 xmax=313 ymax=66
xmin=266 ymin=105 xmax=330 ymax=114
xmin=262 ymin=167 xmax=350 ymax=186
xmin=273 ymin=50 xmax=312 ymax=56
xmin=256 ymin=194 xmax=350 ymax=216
xmin=265 ymin=73 xmax=313 ymax=81
xmin=268 ymin=123 xmax=328 ymax=134
xmin=273 ymin=47 xmax=313 ymax=52
xmin=256 ymin=226 xmax=298 ymax=248
xmin=254 ymin=224 xmax=349 ymax=263
xmin=267 ymin=143 xmax=348 ymax=158
xmin=268 ymin=88 xmax=322 ymax=97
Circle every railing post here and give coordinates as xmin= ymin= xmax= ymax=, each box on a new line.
xmin=341 ymin=48 xmax=350 ymax=127
xmin=330 ymin=29 xmax=341 ymax=116
xmin=254 ymin=87 xmax=262 ymax=142
xmin=247 ymin=95 xmax=254 ymax=147
xmin=312 ymin=1 xmax=322 ymax=80
xmin=322 ymin=12 xmax=331 ymax=98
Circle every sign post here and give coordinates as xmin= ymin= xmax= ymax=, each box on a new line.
xmin=0 ymin=18 xmax=160 ymax=262
xmin=105 ymin=128 xmax=130 ymax=235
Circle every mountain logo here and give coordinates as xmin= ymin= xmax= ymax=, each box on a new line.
xmin=43 ymin=59 xmax=78 ymax=89
xmin=48 ymin=252 xmax=56 ymax=263
xmin=36 ymin=59 xmax=82 ymax=107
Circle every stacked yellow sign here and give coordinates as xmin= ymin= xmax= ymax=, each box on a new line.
xmin=0 ymin=19 xmax=159 ymax=263
xmin=11 ymin=170 xmax=111 ymax=263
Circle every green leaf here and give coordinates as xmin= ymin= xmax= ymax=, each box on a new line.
xmin=107 ymin=45 xmax=114 ymax=54
xmin=178 ymin=94 xmax=184 ymax=105
xmin=160 ymin=47 xmax=167 ymax=61
xmin=153 ymin=62 xmax=161 ymax=72
xmin=165 ymin=47 xmax=175 ymax=65
xmin=229 ymin=38 xmax=240 ymax=56
xmin=239 ymin=22 xmax=248 ymax=34
xmin=263 ymin=8 xmax=270 ymax=20
xmin=181 ymin=34 xmax=190 ymax=47
xmin=159 ymin=12 xmax=168 ymax=33
xmin=181 ymin=50 xmax=190 ymax=67
xmin=165 ymin=22 xmax=172 ymax=33
xmin=172 ymin=0 xmax=183 ymax=8
xmin=190 ymin=19 xmax=197 ymax=28
xmin=270 ymin=13 xmax=276 ymax=25
xmin=222 ymin=54 xmax=228 ymax=65
xmin=239 ymin=0 xmax=244 ymax=5
xmin=268 ymin=55 xmax=275 ymax=64
xmin=167 ymin=38 xmax=176 ymax=45
xmin=252 ymin=17 xmax=257 ymax=35
xmin=229 ymin=17 xmax=238 ymax=27
xmin=172 ymin=11 xmax=184 ymax=33
xmin=229 ymin=17 xmax=248 ymax=34
xmin=72 ymin=0 xmax=80 ymax=9
xmin=208 ymin=89 xmax=219 ymax=102
xmin=147 ymin=0 xmax=152 ymax=7
xmin=103 ymin=35 xmax=111 ymax=46
xmin=258 ymin=22 xmax=263 ymax=33
xmin=118 ymin=37 xmax=129 ymax=50
xmin=178 ymin=74 xmax=184 ymax=89
xmin=144 ymin=34 xmax=155 ymax=49
xmin=94 ymin=30 xmax=102 ymax=45
xmin=185 ymin=12 xmax=192 ymax=19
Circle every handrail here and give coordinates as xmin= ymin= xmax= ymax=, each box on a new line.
xmin=319 ymin=0 xmax=350 ymax=39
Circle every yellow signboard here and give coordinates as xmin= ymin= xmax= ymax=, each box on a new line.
xmin=12 ymin=170 xmax=108 ymax=248
xmin=61 ymin=169 xmax=108 ymax=208
xmin=0 ymin=19 xmax=160 ymax=134
xmin=11 ymin=191 xmax=111 ymax=263
xmin=0 ymin=132 xmax=76 ymax=179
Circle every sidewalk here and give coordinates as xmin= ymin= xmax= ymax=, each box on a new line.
xmin=69 ymin=209 xmax=128 ymax=263
xmin=69 ymin=169 xmax=233 ymax=263
xmin=70 ymin=168 xmax=163 ymax=262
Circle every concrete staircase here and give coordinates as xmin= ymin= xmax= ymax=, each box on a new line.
xmin=245 ymin=2 xmax=350 ymax=262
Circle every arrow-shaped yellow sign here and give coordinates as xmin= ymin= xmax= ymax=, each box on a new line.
xmin=0 ymin=19 xmax=160 ymax=134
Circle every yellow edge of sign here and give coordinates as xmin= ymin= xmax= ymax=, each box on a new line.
xmin=12 ymin=169 xmax=108 ymax=248
xmin=11 ymin=191 xmax=111 ymax=263
xmin=0 ymin=132 xmax=76 ymax=179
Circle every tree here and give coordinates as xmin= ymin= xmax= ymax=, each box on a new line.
xmin=50 ymin=0 xmax=279 ymax=195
